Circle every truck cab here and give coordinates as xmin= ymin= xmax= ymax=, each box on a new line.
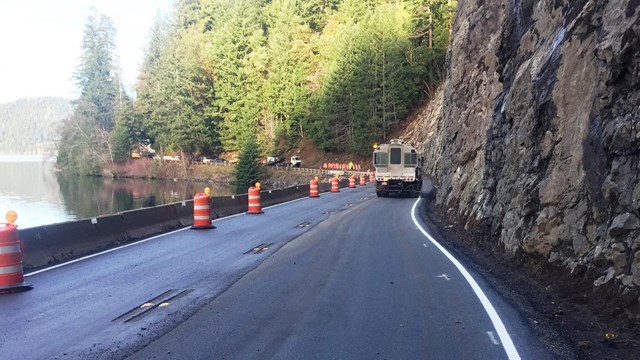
xmin=290 ymin=155 xmax=302 ymax=167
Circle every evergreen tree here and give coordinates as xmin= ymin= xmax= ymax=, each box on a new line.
xmin=57 ymin=8 xmax=124 ymax=174
xmin=298 ymin=0 xmax=341 ymax=31
xmin=232 ymin=135 xmax=265 ymax=194
xmin=261 ymin=0 xmax=313 ymax=148
xmin=73 ymin=8 xmax=120 ymax=131
xmin=135 ymin=14 xmax=169 ymax=148
xmin=111 ymin=95 xmax=139 ymax=162
xmin=136 ymin=2 xmax=219 ymax=165
xmin=307 ymin=0 xmax=453 ymax=154
xmin=202 ymin=0 xmax=266 ymax=151
xmin=110 ymin=120 xmax=132 ymax=163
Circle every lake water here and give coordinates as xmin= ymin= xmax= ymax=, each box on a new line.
xmin=0 ymin=155 xmax=233 ymax=229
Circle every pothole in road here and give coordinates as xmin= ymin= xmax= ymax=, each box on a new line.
xmin=113 ymin=289 xmax=194 ymax=323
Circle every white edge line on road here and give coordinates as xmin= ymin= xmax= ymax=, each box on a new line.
xmin=25 ymin=194 xmax=318 ymax=277
xmin=24 ymin=226 xmax=188 ymax=277
xmin=411 ymin=199 xmax=521 ymax=360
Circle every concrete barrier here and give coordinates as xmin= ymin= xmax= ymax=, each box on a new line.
xmin=19 ymin=183 xmax=338 ymax=271
xmin=211 ymin=195 xmax=247 ymax=218
xmin=262 ymin=185 xmax=308 ymax=207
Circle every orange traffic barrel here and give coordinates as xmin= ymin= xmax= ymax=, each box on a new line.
xmin=191 ymin=193 xmax=215 ymax=229
xmin=369 ymin=171 xmax=375 ymax=183
xmin=309 ymin=178 xmax=319 ymax=198
xmin=359 ymin=174 xmax=366 ymax=186
xmin=331 ymin=177 xmax=340 ymax=192
xmin=247 ymin=185 xmax=263 ymax=214
xmin=349 ymin=176 xmax=356 ymax=188
xmin=0 ymin=222 xmax=32 ymax=294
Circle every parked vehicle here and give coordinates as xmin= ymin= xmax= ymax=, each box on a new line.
xmin=290 ymin=155 xmax=302 ymax=167
xmin=198 ymin=156 xmax=227 ymax=164
xmin=266 ymin=156 xmax=285 ymax=166
xmin=162 ymin=155 xmax=181 ymax=162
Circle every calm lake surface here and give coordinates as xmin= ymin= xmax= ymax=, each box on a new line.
xmin=0 ymin=155 xmax=233 ymax=229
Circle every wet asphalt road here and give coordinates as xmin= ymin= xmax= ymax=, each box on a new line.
xmin=0 ymin=185 xmax=554 ymax=359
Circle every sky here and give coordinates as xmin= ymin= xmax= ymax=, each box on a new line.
xmin=0 ymin=0 xmax=175 ymax=104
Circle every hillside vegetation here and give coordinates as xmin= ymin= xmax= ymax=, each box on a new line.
xmin=0 ymin=97 xmax=72 ymax=154
xmin=57 ymin=0 xmax=456 ymax=175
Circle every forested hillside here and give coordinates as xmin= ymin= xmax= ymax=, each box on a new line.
xmin=0 ymin=97 xmax=72 ymax=154
xmin=57 ymin=0 xmax=456 ymax=174
xmin=135 ymin=0 xmax=455 ymax=155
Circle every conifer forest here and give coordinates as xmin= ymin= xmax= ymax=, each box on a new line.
xmin=56 ymin=0 xmax=456 ymax=174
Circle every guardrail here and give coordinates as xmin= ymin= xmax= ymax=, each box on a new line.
xmin=199 ymin=161 xmax=362 ymax=176
xmin=268 ymin=166 xmax=330 ymax=174
xmin=18 ymin=180 xmax=348 ymax=271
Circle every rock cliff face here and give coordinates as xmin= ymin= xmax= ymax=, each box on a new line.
xmin=410 ymin=0 xmax=640 ymax=310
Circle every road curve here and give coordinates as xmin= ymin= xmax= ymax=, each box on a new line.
xmin=0 ymin=185 xmax=554 ymax=359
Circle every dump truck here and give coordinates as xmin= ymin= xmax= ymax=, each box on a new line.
xmin=372 ymin=139 xmax=423 ymax=197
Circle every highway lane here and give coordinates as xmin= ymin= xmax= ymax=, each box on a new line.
xmin=0 ymin=186 xmax=375 ymax=359
xmin=0 ymin=185 xmax=555 ymax=359
xmin=129 ymin=193 xmax=554 ymax=359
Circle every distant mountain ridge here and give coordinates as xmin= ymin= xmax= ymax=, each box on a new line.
xmin=0 ymin=97 xmax=73 ymax=154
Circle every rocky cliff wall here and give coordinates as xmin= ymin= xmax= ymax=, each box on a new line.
xmin=410 ymin=0 xmax=640 ymax=310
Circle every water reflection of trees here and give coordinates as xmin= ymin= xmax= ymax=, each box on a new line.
xmin=57 ymin=174 xmax=233 ymax=219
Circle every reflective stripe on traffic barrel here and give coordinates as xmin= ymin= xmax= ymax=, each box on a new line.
xmin=247 ymin=186 xmax=263 ymax=214
xmin=0 ymin=223 xmax=32 ymax=294
xmin=309 ymin=179 xmax=319 ymax=198
xmin=331 ymin=177 xmax=340 ymax=192
xmin=191 ymin=193 xmax=215 ymax=229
